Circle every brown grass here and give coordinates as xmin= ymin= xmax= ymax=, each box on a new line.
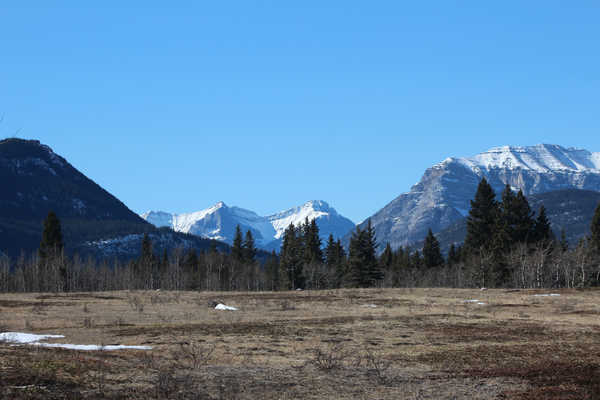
xmin=1 ymin=288 xmax=599 ymax=399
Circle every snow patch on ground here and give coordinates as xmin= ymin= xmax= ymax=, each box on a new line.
xmin=463 ymin=300 xmax=487 ymax=305
xmin=532 ymin=293 xmax=561 ymax=297
xmin=214 ymin=303 xmax=238 ymax=311
xmin=0 ymin=332 xmax=151 ymax=351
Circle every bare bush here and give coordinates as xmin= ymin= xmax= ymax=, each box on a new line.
xmin=173 ymin=341 xmax=215 ymax=369
xmin=364 ymin=348 xmax=392 ymax=383
xmin=311 ymin=344 xmax=351 ymax=371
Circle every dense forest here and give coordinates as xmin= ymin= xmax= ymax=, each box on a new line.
xmin=1 ymin=178 xmax=600 ymax=293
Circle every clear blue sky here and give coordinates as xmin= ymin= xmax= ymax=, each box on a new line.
xmin=2 ymin=2 xmax=599 ymax=222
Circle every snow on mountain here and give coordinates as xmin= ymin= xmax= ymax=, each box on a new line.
xmin=141 ymin=200 xmax=355 ymax=250
xmin=358 ymin=144 xmax=600 ymax=251
xmin=268 ymin=200 xmax=332 ymax=239
xmin=448 ymin=144 xmax=600 ymax=173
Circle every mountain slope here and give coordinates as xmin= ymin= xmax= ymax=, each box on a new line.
xmin=0 ymin=138 xmax=229 ymax=259
xmin=359 ymin=144 xmax=600 ymax=250
xmin=142 ymin=200 xmax=355 ymax=250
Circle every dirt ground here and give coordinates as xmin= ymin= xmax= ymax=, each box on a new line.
xmin=1 ymin=288 xmax=599 ymax=399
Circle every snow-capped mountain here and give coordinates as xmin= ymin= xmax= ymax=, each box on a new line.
xmin=358 ymin=144 xmax=600 ymax=250
xmin=141 ymin=200 xmax=355 ymax=250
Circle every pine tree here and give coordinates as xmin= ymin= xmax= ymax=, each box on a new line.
xmin=510 ymin=190 xmax=535 ymax=243
xmin=243 ymin=230 xmax=257 ymax=264
xmin=39 ymin=211 xmax=64 ymax=261
xmin=231 ymin=225 xmax=244 ymax=263
xmin=280 ymin=223 xmax=304 ymax=289
xmin=303 ymin=219 xmax=323 ymax=265
xmin=348 ymin=220 xmax=382 ymax=287
xmin=591 ymin=202 xmax=600 ymax=253
xmin=465 ymin=178 xmax=498 ymax=254
xmin=39 ymin=211 xmax=66 ymax=291
xmin=326 ymin=236 xmax=347 ymax=288
xmin=380 ymin=243 xmax=393 ymax=270
xmin=533 ymin=205 xmax=553 ymax=243
xmin=422 ymin=229 xmax=444 ymax=268
xmin=447 ymin=244 xmax=461 ymax=267
xmin=183 ymin=249 xmax=199 ymax=289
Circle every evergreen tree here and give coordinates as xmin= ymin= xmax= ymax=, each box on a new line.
xmin=380 ymin=243 xmax=394 ymax=270
xmin=243 ymin=230 xmax=257 ymax=264
xmin=348 ymin=220 xmax=382 ymax=287
xmin=510 ymin=190 xmax=535 ymax=243
xmin=231 ymin=225 xmax=244 ymax=263
xmin=39 ymin=211 xmax=64 ymax=261
xmin=533 ymin=205 xmax=553 ymax=243
xmin=303 ymin=219 xmax=323 ymax=264
xmin=183 ymin=249 xmax=199 ymax=289
xmin=465 ymin=178 xmax=498 ymax=254
xmin=39 ymin=211 xmax=66 ymax=291
xmin=422 ymin=229 xmax=444 ymax=268
xmin=325 ymin=235 xmax=347 ymax=287
xmin=493 ymin=184 xmax=516 ymax=252
xmin=325 ymin=234 xmax=337 ymax=266
xmin=280 ymin=223 xmax=304 ymax=289
xmin=447 ymin=244 xmax=461 ymax=267
xmin=410 ymin=250 xmax=423 ymax=270
xmin=591 ymin=202 xmax=600 ymax=253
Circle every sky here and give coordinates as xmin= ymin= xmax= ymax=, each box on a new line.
xmin=1 ymin=2 xmax=600 ymax=222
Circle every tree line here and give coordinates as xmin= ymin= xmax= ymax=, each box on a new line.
xmin=1 ymin=181 xmax=600 ymax=293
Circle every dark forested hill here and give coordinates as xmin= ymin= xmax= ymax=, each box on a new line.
xmin=0 ymin=138 xmax=228 ymax=258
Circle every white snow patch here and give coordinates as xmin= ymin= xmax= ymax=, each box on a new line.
xmin=33 ymin=343 xmax=152 ymax=351
xmin=214 ymin=304 xmax=238 ymax=311
xmin=0 ymin=332 xmax=151 ymax=351
xmin=361 ymin=304 xmax=378 ymax=308
xmin=463 ymin=300 xmax=487 ymax=305
xmin=0 ymin=332 xmax=64 ymax=344
xmin=532 ymin=293 xmax=561 ymax=297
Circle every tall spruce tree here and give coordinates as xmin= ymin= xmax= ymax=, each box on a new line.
xmin=39 ymin=211 xmax=66 ymax=291
xmin=591 ymin=202 xmax=600 ymax=253
xmin=326 ymin=235 xmax=347 ymax=288
xmin=243 ymin=230 xmax=257 ymax=264
xmin=303 ymin=219 xmax=323 ymax=264
xmin=422 ymin=229 xmax=444 ymax=268
xmin=533 ymin=205 xmax=553 ymax=243
xmin=465 ymin=178 xmax=498 ymax=254
xmin=231 ymin=225 xmax=244 ymax=263
xmin=348 ymin=220 xmax=382 ymax=287
xmin=39 ymin=211 xmax=64 ymax=261
xmin=280 ymin=223 xmax=304 ymax=289
xmin=510 ymin=190 xmax=535 ymax=243
xmin=380 ymin=243 xmax=394 ymax=270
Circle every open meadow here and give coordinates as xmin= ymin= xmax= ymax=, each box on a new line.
xmin=1 ymin=288 xmax=600 ymax=399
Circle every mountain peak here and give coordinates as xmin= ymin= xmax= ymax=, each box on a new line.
xmin=452 ymin=144 xmax=600 ymax=173
xmin=141 ymin=200 xmax=355 ymax=249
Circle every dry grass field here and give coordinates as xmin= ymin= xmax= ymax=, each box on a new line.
xmin=1 ymin=288 xmax=600 ymax=399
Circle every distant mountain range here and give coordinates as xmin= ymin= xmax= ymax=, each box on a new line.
xmin=141 ymin=200 xmax=355 ymax=251
xmin=357 ymin=144 xmax=600 ymax=250
xmin=0 ymin=139 xmax=227 ymax=259
xmin=3 ymin=139 xmax=600 ymax=260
